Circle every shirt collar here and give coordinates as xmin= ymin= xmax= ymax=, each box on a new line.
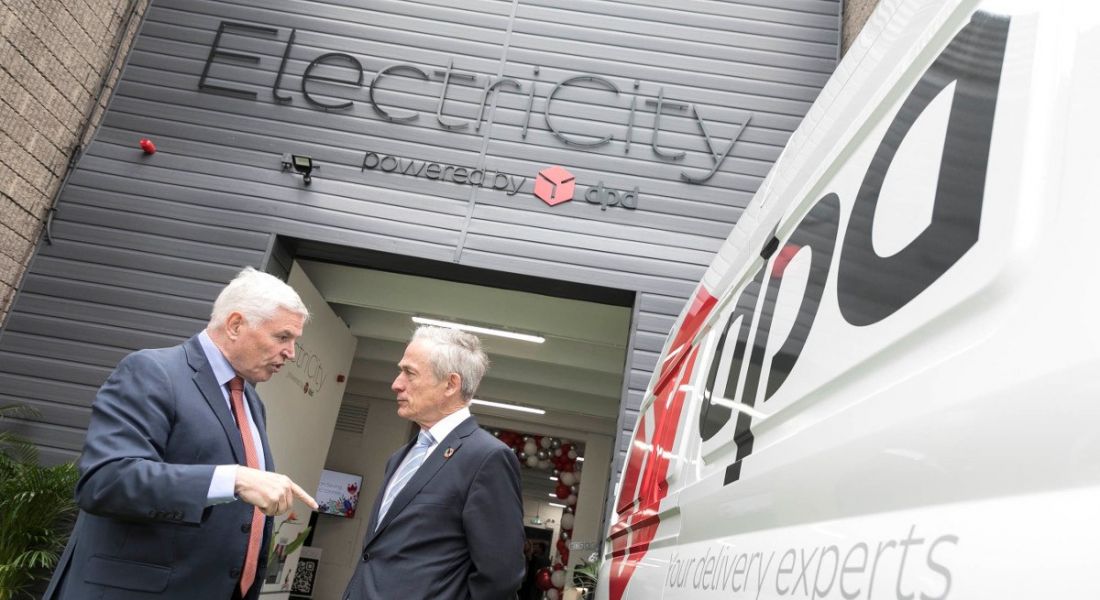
xmin=198 ymin=329 xmax=239 ymax=389
xmin=426 ymin=406 xmax=471 ymax=445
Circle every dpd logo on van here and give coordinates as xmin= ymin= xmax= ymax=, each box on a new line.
xmin=606 ymin=13 xmax=1009 ymax=600
xmin=534 ymin=166 xmax=639 ymax=210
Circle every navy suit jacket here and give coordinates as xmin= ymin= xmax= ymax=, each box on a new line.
xmin=343 ymin=416 xmax=525 ymax=600
xmin=44 ymin=334 xmax=275 ymax=600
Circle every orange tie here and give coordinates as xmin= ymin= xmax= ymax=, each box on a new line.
xmin=229 ymin=376 xmax=264 ymax=596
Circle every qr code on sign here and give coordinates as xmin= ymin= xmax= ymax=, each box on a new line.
xmin=291 ymin=557 xmax=318 ymax=595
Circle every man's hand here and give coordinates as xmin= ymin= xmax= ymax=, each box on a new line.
xmin=234 ymin=467 xmax=319 ymax=516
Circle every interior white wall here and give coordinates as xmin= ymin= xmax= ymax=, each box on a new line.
xmin=524 ymin=498 xmax=566 ymax=527
xmin=570 ymin=435 xmax=613 ymax=567
xmin=523 ymin=497 xmax=565 ymax=545
xmin=256 ymin=263 xmax=358 ymax=598
xmin=308 ymin=393 xmax=412 ymax=600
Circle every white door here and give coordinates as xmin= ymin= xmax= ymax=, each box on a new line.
xmin=257 ymin=260 xmax=358 ymax=597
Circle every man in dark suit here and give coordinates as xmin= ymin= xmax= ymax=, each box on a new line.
xmin=343 ymin=326 xmax=525 ymax=600
xmin=44 ymin=267 xmax=318 ymax=600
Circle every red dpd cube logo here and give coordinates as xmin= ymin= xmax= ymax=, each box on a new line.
xmin=534 ymin=166 xmax=575 ymax=206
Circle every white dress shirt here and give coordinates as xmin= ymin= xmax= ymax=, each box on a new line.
xmin=379 ymin=406 xmax=471 ymax=502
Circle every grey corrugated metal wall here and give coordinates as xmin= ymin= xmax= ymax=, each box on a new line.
xmin=0 ymin=0 xmax=839 ymax=493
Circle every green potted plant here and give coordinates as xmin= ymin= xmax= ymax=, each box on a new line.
xmin=0 ymin=405 xmax=79 ymax=600
xmin=571 ymin=553 xmax=601 ymax=600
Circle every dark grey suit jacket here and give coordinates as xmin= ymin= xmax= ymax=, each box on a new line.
xmin=343 ymin=416 xmax=525 ymax=600
xmin=43 ymin=334 xmax=275 ymax=600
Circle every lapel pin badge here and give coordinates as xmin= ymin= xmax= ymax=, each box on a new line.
xmin=444 ymin=447 xmax=455 ymax=459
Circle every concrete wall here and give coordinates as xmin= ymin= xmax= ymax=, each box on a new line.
xmin=0 ymin=0 xmax=147 ymax=325
xmin=843 ymin=0 xmax=881 ymax=54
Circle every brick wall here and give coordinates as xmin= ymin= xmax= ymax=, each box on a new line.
xmin=0 ymin=0 xmax=147 ymax=327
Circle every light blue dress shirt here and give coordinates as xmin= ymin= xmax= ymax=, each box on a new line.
xmin=199 ymin=330 xmax=267 ymax=505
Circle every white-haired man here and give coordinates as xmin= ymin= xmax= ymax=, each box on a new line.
xmin=343 ymin=326 xmax=526 ymax=600
xmin=45 ymin=267 xmax=318 ymax=600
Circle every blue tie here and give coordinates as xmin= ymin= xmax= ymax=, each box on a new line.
xmin=377 ymin=430 xmax=434 ymax=528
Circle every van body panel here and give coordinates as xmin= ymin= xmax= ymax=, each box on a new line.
xmin=599 ymin=1 xmax=1100 ymax=598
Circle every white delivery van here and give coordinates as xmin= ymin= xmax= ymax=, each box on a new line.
xmin=597 ymin=0 xmax=1100 ymax=599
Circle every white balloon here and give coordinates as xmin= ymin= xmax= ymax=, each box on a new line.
xmin=560 ymin=513 xmax=575 ymax=530
xmin=540 ymin=436 xmax=553 ymax=449
xmin=546 ymin=589 xmax=560 ymax=600
xmin=526 ymin=455 xmax=539 ymax=468
xmin=538 ymin=459 xmax=551 ymax=470
xmin=550 ymin=570 xmax=566 ymax=588
xmin=559 ymin=472 xmax=576 ymax=486
xmin=524 ymin=441 xmax=537 ymax=455
xmin=568 ymin=449 xmax=577 ymax=460
xmin=566 ymin=494 xmax=577 ymax=506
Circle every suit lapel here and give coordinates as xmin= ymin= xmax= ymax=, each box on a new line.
xmin=367 ymin=417 xmax=479 ymax=542
xmin=184 ymin=335 xmax=246 ymax=465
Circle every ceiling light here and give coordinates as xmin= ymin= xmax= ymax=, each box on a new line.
xmin=548 ymin=502 xmax=567 ymax=508
xmin=575 ymin=456 xmax=585 ymax=462
xmin=549 ymin=476 xmax=558 ymax=481
xmin=471 ymin=398 xmax=545 ymax=415
xmin=412 ymin=316 xmax=545 ymax=344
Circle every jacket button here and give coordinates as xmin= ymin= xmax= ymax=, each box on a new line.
xmin=230 ymin=567 xmax=242 ymax=579
xmin=361 ymin=550 xmax=371 ymax=561
xmin=241 ymin=522 xmax=251 ymax=533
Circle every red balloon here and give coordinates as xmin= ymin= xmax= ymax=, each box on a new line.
xmin=535 ymin=567 xmax=553 ymax=591
xmin=555 ymin=483 xmax=571 ymax=499
xmin=139 ymin=138 xmax=156 ymax=154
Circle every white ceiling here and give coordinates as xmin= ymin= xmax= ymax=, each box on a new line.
xmin=298 ymin=260 xmax=631 ymax=502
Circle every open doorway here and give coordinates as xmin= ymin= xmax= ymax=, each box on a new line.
xmin=266 ymin=238 xmax=633 ymax=600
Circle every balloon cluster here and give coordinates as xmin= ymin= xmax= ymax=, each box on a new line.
xmin=492 ymin=429 xmax=583 ymax=575
xmin=492 ymin=430 xmax=582 ymax=479
xmin=534 ymin=562 xmax=568 ymax=599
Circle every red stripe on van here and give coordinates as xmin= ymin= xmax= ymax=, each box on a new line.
xmin=654 ymin=287 xmax=716 ymax=397
xmin=615 ymin=416 xmax=648 ymax=515
xmin=609 ymin=346 xmax=701 ymax=600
